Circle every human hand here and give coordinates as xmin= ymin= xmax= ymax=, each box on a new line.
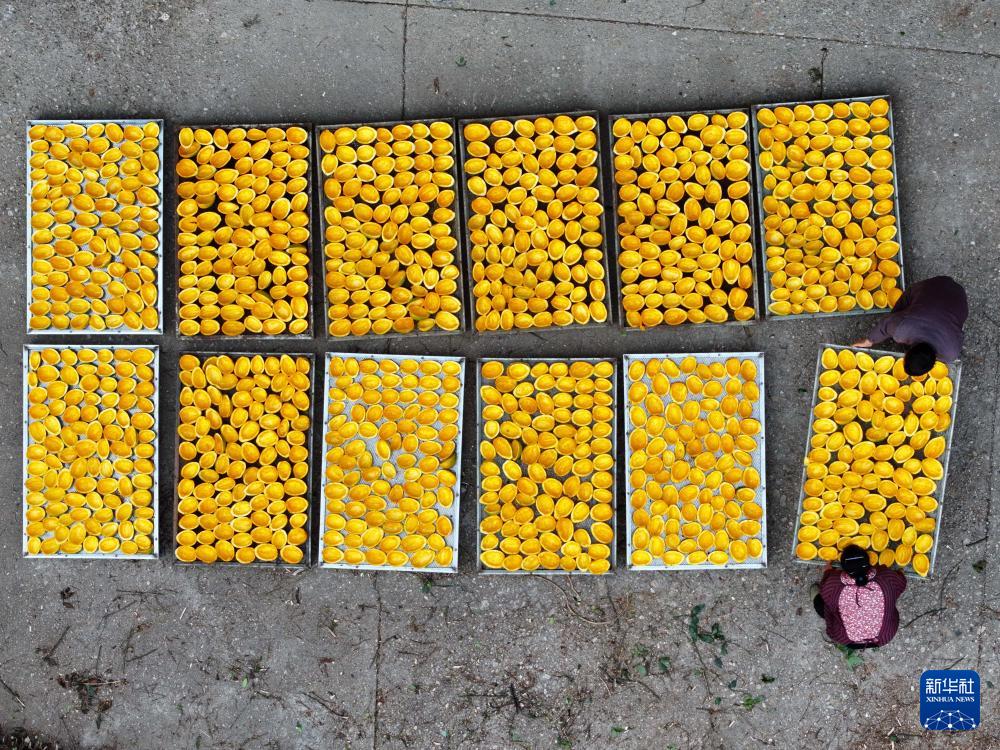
xmin=852 ymin=338 xmax=873 ymax=348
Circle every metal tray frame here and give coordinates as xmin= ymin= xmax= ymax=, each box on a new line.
xmin=23 ymin=344 xmax=161 ymax=559
xmin=475 ymin=357 xmax=619 ymax=574
xmin=170 ymin=351 xmax=318 ymax=568
xmin=312 ymin=118 xmax=469 ymax=341
xmin=317 ymin=352 xmax=466 ymax=573
xmin=622 ymin=352 xmax=768 ymax=571
xmin=26 ymin=119 xmax=165 ymax=336
xmin=749 ymin=95 xmax=907 ymax=320
xmin=173 ymin=122 xmax=315 ymax=340
xmin=607 ymin=108 xmax=763 ymax=329
xmin=456 ymin=111 xmax=617 ymax=335
xmin=791 ymin=344 xmax=961 ymax=580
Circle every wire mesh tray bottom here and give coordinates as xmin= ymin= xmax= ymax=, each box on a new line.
xmin=26 ymin=119 xmax=165 ymax=335
xmin=23 ymin=344 xmax=161 ymax=559
xmin=318 ymin=353 xmax=466 ymax=572
xmin=622 ymin=353 xmax=767 ymax=571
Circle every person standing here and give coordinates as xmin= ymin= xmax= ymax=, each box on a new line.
xmin=811 ymin=545 xmax=907 ymax=648
xmin=853 ymin=275 xmax=968 ymax=376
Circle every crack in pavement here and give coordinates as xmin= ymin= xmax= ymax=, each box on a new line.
xmin=371 ymin=574 xmax=384 ymax=750
xmin=975 ymin=338 xmax=1000 ymax=671
xmin=400 ymin=0 xmax=409 ymax=119
xmin=325 ymin=0 xmax=1000 ymax=62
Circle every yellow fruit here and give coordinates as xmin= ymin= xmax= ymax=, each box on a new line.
xmin=479 ymin=358 xmax=614 ymax=573
xmin=797 ymin=344 xmax=949 ymax=576
xmin=796 ymin=542 xmax=818 ymax=560
xmin=871 ymin=530 xmax=889 ymax=551
xmin=25 ymin=347 xmax=158 ymax=556
xmin=757 ymin=101 xmax=900 ymax=316
xmin=625 ymin=355 xmax=763 ymax=567
xmin=914 ymin=534 xmax=934 ymax=554
xmin=923 ymin=436 xmax=945 ymax=459
xmin=29 ymin=121 xmax=162 ymax=332
xmin=632 ymin=549 xmax=652 ymax=566
xmin=798 ymin=525 xmax=820 ymax=542
xmin=481 ymin=549 xmax=504 ymax=569
xmin=466 ymin=115 xmax=609 ymax=331
xmin=177 ymin=125 xmax=310 ymax=336
xmin=613 ymin=112 xmax=756 ymax=327
xmin=662 ymin=550 xmax=684 ymax=565
xmin=729 ymin=539 xmax=748 ymax=562
xmin=818 ymin=546 xmax=839 ymax=561
xmin=921 ymin=457 xmax=944 ymax=480
xmin=320 ymin=121 xmax=462 ymax=336
xmin=177 ymin=353 xmax=311 ymax=564
xmin=708 ymin=550 xmax=729 ymax=565
xmin=687 ymin=550 xmax=708 ymax=565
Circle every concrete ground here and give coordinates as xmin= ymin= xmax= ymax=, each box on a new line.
xmin=1 ymin=0 xmax=999 ymax=748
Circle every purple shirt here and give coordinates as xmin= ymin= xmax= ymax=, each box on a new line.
xmin=866 ymin=276 xmax=968 ymax=362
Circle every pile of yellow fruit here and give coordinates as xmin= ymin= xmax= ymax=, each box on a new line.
xmin=28 ymin=121 xmax=162 ymax=332
xmin=462 ymin=114 xmax=611 ymax=331
xmin=755 ymin=98 xmax=903 ymax=316
xmin=625 ymin=355 xmax=765 ymax=567
xmin=24 ymin=347 xmax=158 ymax=556
xmin=795 ymin=347 xmax=956 ymax=576
xmin=318 ymin=121 xmax=464 ymax=337
xmin=612 ymin=112 xmax=756 ymax=327
xmin=321 ymin=355 xmax=463 ymax=568
xmin=175 ymin=353 xmax=312 ymax=565
xmin=176 ymin=125 xmax=311 ymax=336
xmin=478 ymin=359 xmax=616 ymax=573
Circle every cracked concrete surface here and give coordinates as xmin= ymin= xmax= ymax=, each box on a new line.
xmin=0 ymin=1 xmax=998 ymax=748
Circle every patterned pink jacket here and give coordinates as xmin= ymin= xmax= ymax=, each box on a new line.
xmin=820 ymin=566 xmax=907 ymax=647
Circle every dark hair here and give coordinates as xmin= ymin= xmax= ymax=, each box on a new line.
xmin=904 ymin=342 xmax=936 ymax=377
xmin=841 ymin=544 xmax=871 ymax=587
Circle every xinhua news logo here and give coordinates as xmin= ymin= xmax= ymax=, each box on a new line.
xmin=920 ymin=669 xmax=980 ymax=731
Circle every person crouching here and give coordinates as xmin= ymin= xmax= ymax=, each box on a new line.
xmin=812 ymin=544 xmax=907 ymax=648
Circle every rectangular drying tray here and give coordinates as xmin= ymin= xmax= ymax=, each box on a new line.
xmin=23 ymin=344 xmax=161 ymax=559
xmin=313 ymin=118 xmax=469 ymax=341
xmin=607 ymin=108 xmax=763 ymax=328
xmin=172 ymin=122 xmax=315 ymax=340
xmin=791 ymin=344 xmax=961 ymax=580
xmin=456 ymin=110 xmax=617 ymax=335
xmin=750 ymin=95 xmax=907 ymax=320
xmin=26 ymin=119 xmax=165 ymax=336
xmin=317 ymin=352 xmax=466 ymax=572
xmin=170 ymin=351 xmax=318 ymax=568
xmin=622 ymin=352 xmax=768 ymax=571
xmin=475 ymin=357 xmax=619 ymax=574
